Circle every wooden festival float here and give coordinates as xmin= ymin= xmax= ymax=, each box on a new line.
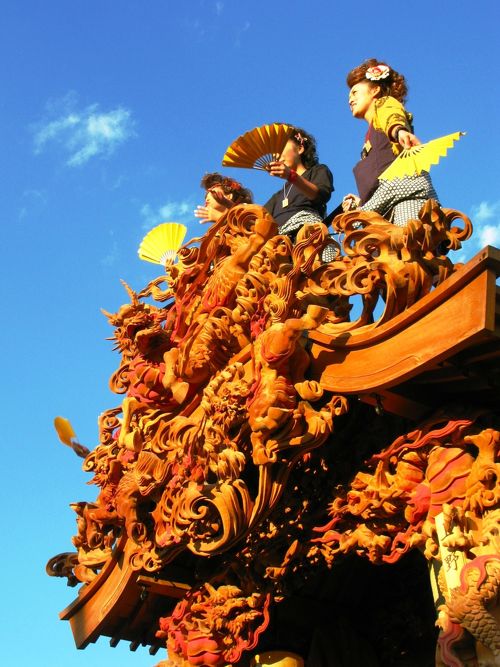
xmin=48 ymin=200 xmax=500 ymax=666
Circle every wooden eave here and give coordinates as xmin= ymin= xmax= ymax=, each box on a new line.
xmin=308 ymin=246 xmax=500 ymax=418
xmin=59 ymin=246 xmax=500 ymax=651
xmin=60 ymin=537 xmax=193 ymax=652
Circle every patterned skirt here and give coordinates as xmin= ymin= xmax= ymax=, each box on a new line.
xmin=359 ymin=172 xmax=438 ymax=227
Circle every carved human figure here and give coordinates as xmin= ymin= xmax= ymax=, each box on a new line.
xmin=248 ymin=305 xmax=327 ymax=440
xmin=163 ymin=206 xmax=277 ymax=403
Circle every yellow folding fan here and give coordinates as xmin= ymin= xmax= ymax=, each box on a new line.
xmin=138 ymin=222 xmax=187 ymax=266
xmin=54 ymin=416 xmax=90 ymax=458
xmin=222 ymin=123 xmax=294 ymax=170
xmin=54 ymin=416 xmax=78 ymax=447
xmin=379 ymin=131 xmax=465 ymax=181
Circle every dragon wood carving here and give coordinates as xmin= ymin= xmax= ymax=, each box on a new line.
xmin=48 ymin=201 xmax=500 ymax=666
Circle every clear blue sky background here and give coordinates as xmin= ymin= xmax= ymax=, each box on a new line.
xmin=1 ymin=1 xmax=499 ymax=665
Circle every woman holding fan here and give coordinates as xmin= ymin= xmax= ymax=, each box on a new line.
xmin=342 ymin=59 xmax=438 ymax=226
xmin=264 ymin=127 xmax=334 ymax=241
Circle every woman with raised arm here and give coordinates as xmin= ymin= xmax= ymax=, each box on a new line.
xmin=264 ymin=127 xmax=334 ymax=243
xmin=343 ymin=59 xmax=438 ymax=226
xmin=195 ymin=172 xmax=253 ymax=223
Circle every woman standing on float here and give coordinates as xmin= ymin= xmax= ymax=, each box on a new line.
xmin=264 ymin=127 xmax=334 ymax=240
xmin=195 ymin=172 xmax=253 ymax=223
xmin=342 ymin=59 xmax=438 ymax=226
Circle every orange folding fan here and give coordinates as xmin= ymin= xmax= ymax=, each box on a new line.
xmin=222 ymin=123 xmax=294 ymax=170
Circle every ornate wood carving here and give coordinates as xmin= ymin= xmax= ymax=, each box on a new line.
xmin=48 ymin=201 xmax=500 ymax=666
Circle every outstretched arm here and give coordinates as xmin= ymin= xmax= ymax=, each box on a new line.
xmin=194 ymin=204 xmax=226 ymax=223
xmin=393 ymin=127 xmax=421 ymax=149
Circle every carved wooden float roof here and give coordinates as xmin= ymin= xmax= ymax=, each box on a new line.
xmin=309 ymin=245 xmax=500 ymax=418
xmin=57 ymin=244 xmax=499 ymax=653
xmin=49 ymin=205 xmax=500 ymax=665
xmin=59 ymin=537 xmax=193 ymax=653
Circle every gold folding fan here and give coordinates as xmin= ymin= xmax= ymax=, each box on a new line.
xmin=138 ymin=222 xmax=187 ymax=266
xmin=379 ymin=131 xmax=465 ymax=181
xmin=222 ymin=123 xmax=294 ymax=170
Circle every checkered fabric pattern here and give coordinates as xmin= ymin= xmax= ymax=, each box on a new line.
xmin=359 ymin=172 xmax=438 ymax=227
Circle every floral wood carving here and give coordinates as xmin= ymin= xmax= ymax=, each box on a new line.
xmin=156 ymin=583 xmax=271 ymax=667
xmin=48 ymin=201 xmax=500 ymax=666
xmin=311 ymin=419 xmax=500 ymax=666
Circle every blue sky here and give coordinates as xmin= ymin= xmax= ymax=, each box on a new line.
xmin=1 ymin=1 xmax=499 ymax=665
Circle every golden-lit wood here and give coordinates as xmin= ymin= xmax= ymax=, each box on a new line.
xmin=48 ymin=200 xmax=500 ymax=666
xmin=309 ymin=247 xmax=500 ymax=394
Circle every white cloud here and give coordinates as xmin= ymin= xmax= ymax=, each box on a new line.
xmin=454 ymin=199 xmax=500 ymax=263
xmin=140 ymin=199 xmax=195 ymax=230
xmin=448 ymin=199 xmax=500 ymax=264
xmin=34 ymin=114 xmax=80 ymax=149
xmin=471 ymin=201 xmax=498 ymax=223
xmin=470 ymin=200 xmax=500 ymax=249
xmin=33 ymin=95 xmax=135 ymax=166
xmin=477 ymin=223 xmax=500 ymax=248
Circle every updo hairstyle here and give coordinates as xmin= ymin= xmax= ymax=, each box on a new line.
xmin=200 ymin=172 xmax=253 ymax=206
xmin=346 ymin=58 xmax=408 ymax=104
xmin=289 ymin=126 xmax=319 ymax=169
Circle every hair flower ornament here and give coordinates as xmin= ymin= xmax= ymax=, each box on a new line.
xmin=366 ymin=64 xmax=391 ymax=81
